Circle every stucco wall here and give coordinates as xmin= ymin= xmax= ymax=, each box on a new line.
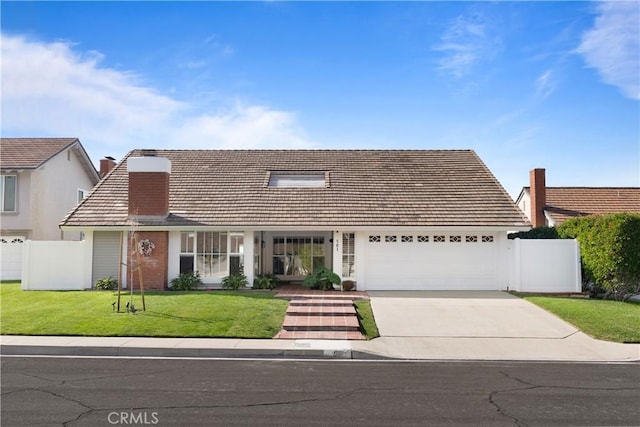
xmin=29 ymin=148 xmax=96 ymax=240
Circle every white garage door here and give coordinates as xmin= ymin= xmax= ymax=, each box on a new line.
xmin=363 ymin=233 xmax=499 ymax=290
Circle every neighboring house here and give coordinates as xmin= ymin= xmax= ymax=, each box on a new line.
xmin=60 ymin=149 xmax=530 ymax=291
xmin=0 ymin=138 xmax=101 ymax=241
xmin=516 ymin=168 xmax=640 ymax=227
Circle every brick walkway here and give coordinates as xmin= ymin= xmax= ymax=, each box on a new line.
xmin=274 ymin=285 xmax=368 ymax=340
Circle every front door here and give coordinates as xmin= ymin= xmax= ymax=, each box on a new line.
xmin=262 ymin=232 xmax=332 ymax=281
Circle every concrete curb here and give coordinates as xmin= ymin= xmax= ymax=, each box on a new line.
xmin=0 ymin=343 xmax=391 ymax=360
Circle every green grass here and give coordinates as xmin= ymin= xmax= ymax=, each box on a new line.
xmin=355 ymin=300 xmax=379 ymax=340
xmin=518 ymin=294 xmax=640 ymax=343
xmin=0 ymin=284 xmax=288 ymax=338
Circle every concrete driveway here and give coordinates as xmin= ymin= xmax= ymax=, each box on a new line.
xmin=355 ymin=291 xmax=640 ymax=361
xmin=368 ymin=291 xmax=577 ymax=338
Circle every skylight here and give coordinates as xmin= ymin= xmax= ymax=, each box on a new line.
xmin=268 ymin=173 xmax=327 ymax=188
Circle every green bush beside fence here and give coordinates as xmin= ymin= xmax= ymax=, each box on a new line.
xmin=557 ymin=213 xmax=640 ymax=301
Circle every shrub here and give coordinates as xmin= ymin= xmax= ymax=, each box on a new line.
xmin=221 ymin=274 xmax=248 ymax=290
xmin=508 ymin=227 xmax=560 ymax=240
xmin=557 ymin=213 xmax=640 ymax=301
xmin=253 ymin=273 xmax=280 ymax=290
xmin=94 ymin=276 xmax=117 ymax=290
xmin=303 ymin=266 xmax=341 ymax=290
xmin=170 ymin=272 xmax=202 ymax=291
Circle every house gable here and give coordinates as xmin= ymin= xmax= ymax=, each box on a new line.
xmin=1 ymin=138 xmax=100 ymax=240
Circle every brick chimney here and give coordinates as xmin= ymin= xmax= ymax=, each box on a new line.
xmin=530 ymin=168 xmax=546 ymax=227
xmin=127 ymin=156 xmax=171 ymax=218
xmin=99 ymin=156 xmax=117 ymax=178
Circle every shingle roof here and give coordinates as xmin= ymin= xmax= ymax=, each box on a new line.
xmin=61 ymin=149 xmax=530 ymax=228
xmin=0 ymin=138 xmax=80 ymax=169
xmin=542 ymin=187 xmax=640 ymax=224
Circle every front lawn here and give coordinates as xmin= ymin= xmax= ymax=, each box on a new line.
xmin=518 ymin=294 xmax=640 ymax=343
xmin=0 ymin=284 xmax=288 ymax=338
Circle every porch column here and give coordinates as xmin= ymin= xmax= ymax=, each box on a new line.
xmin=243 ymin=230 xmax=255 ymax=288
xmin=332 ymin=231 xmax=342 ymax=278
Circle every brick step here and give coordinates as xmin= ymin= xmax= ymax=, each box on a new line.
xmin=286 ymin=294 xmax=358 ymax=300
xmin=289 ymin=299 xmax=354 ymax=307
xmin=286 ymin=305 xmax=357 ymax=316
xmin=275 ymin=330 xmax=366 ymax=340
xmin=282 ymin=315 xmax=360 ymax=332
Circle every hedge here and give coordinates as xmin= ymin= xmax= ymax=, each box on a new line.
xmin=508 ymin=227 xmax=560 ymax=240
xmin=557 ymin=213 xmax=640 ymax=300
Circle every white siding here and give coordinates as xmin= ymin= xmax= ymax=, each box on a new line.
xmin=92 ymin=231 xmax=122 ymax=286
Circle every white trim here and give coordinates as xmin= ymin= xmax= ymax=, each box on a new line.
xmin=61 ymin=224 xmax=530 ymax=233
xmin=127 ymin=157 xmax=171 ymax=173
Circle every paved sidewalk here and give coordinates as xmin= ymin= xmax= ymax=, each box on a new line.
xmin=1 ymin=333 xmax=638 ymax=362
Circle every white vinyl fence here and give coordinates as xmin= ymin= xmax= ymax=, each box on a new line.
xmin=508 ymin=238 xmax=581 ymax=293
xmin=15 ymin=238 xmax=582 ymax=292
xmin=0 ymin=240 xmax=24 ymax=281
xmin=21 ymin=240 xmax=88 ymax=290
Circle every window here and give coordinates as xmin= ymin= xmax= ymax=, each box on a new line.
xmin=179 ymin=232 xmax=195 ymax=274
xmin=77 ymin=189 xmax=87 ymax=203
xmin=229 ymin=234 xmax=244 ymax=275
xmin=417 ymin=235 xmax=429 ymax=243
xmin=1 ymin=175 xmax=17 ymax=212
xmin=342 ymin=233 xmax=355 ymax=278
xmin=450 ymin=235 xmax=462 ymax=243
xmin=385 ymin=235 xmax=397 ymax=243
xmin=369 ymin=235 xmax=381 ymax=243
xmin=268 ymin=173 xmax=326 ymax=188
xmin=434 ymin=235 xmax=445 ymax=243
xmin=465 ymin=235 xmax=478 ymax=243
xmin=482 ymin=235 xmax=494 ymax=243
xmin=273 ymin=236 xmax=325 ymax=276
xmin=179 ymin=231 xmax=229 ymax=279
xmin=197 ymin=232 xmax=228 ymax=278
xmin=401 ymin=235 xmax=413 ymax=243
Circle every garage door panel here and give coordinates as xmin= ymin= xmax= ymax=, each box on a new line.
xmin=363 ymin=236 xmax=498 ymax=290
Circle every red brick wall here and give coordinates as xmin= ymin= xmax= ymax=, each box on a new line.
xmin=128 ymin=231 xmax=168 ymax=290
xmin=128 ymin=172 xmax=169 ymax=216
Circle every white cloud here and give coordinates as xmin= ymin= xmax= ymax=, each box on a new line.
xmin=1 ymin=33 xmax=313 ymax=164
xmin=535 ymin=69 xmax=556 ymax=100
xmin=179 ymin=104 xmax=312 ymax=149
xmin=576 ymin=1 xmax=640 ymax=100
xmin=434 ymin=13 xmax=499 ymax=78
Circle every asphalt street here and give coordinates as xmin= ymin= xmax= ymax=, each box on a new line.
xmin=2 ymin=356 xmax=639 ymax=426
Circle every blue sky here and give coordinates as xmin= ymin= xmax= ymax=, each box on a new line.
xmin=2 ymin=1 xmax=638 ymax=197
